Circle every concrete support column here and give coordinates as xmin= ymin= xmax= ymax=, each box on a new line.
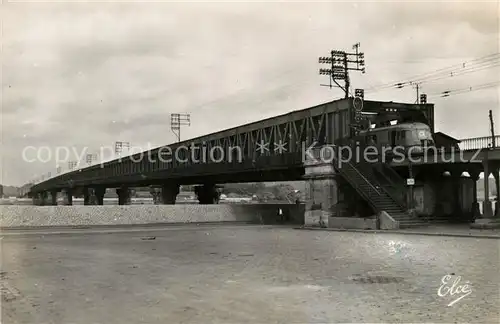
xmin=91 ymin=188 xmax=99 ymax=205
xmin=482 ymin=161 xmax=493 ymax=218
xmin=161 ymin=184 xmax=179 ymax=204
xmin=83 ymin=188 xmax=91 ymax=205
xmin=303 ymin=148 xmax=337 ymax=228
xmin=39 ymin=191 xmax=48 ymax=206
xmin=32 ymin=192 xmax=43 ymax=205
xmin=493 ymin=168 xmax=500 ymax=217
xmin=51 ymin=190 xmax=59 ymax=205
xmin=55 ymin=191 xmax=64 ymax=205
xmin=335 ymin=175 xmax=351 ymax=218
xmin=116 ymin=187 xmax=131 ymax=205
xmin=469 ymin=170 xmax=481 ymax=221
xmin=449 ymin=171 xmax=463 ymax=221
xmin=195 ymin=184 xmax=220 ymax=204
xmin=94 ymin=187 xmax=106 ymax=205
xmin=149 ymin=186 xmax=161 ymax=204
xmin=410 ymin=166 xmax=420 ymax=182
xmin=63 ymin=189 xmax=73 ymax=205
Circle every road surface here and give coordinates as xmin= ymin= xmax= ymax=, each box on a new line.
xmin=1 ymin=225 xmax=498 ymax=323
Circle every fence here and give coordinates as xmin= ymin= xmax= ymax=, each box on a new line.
xmin=459 ymin=135 xmax=500 ymax=151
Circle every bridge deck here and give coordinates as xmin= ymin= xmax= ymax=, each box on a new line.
xmin=25 ymin=99 xmax=499 ymax=194
xmin=389 ymin=144 xmax=500 ymax=167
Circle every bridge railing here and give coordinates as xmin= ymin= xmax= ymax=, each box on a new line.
xmin=459 ymin=135 xmax=500 ymax=151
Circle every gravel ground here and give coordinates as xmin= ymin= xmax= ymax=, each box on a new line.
xmin=1 ymin=225 xmax=499 ymax=323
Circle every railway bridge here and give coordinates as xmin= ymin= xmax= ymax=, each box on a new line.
xmin=24 ymin=98 xmax=500 ymax=228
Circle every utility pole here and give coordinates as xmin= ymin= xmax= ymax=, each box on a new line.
xmin=343 ymin=53 xmax=350 ymax=99
xmin=170 ymin=113 xmax=191 ymax=142
xmin=414 ymin=82 xmax=419 ymax=104
xmin=318 ymin=42 xmax=365 ymax=99
xmin=114 ymin=141 xmax=130 ymax=156
xmin=489 ymin=109 xmax=496 ymax=148
xmin=396 ymin=81 xmax=426 ymax=104
xmin=86 ymin=153 xmax=97 ymax=165
xmin=68 ymin=161 xmax=78 ymax=170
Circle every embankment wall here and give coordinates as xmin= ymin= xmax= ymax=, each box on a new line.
xmin=0 ymin=204 xmax=305 ymax=228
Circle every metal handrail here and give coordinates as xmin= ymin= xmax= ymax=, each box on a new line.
xmin=332 ymin=144 xmax=382 ymax=197
xmin=345 ymin=140 xmax=407 ymax=209
xmin=342 ymin=141 xmax=406 ymax=209
xmin=338 ymin=162 xmax=384 ymax=213
xmin=356 ymin=161 xmax=407 ymax=209
xmin=379 ymin=161 xmax=403 ymax=185
xmin=373 ymin=161 xmax=407 ymax=199
xmin=344 ymin=160 xmax=382 ymax=196
xmin=376 ymin=164 xmax=407 ymax=209
xmin=459 ymin=135 xmax=500 ymax=151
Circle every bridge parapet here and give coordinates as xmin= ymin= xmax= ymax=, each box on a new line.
xmin=459 ymin=135 xmax=500 ymax=151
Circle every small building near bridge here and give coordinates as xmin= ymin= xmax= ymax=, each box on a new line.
xmin=433 ymin=132 xmax=461 ymax=151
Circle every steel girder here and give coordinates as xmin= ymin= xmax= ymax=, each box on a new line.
xmin=29 ymin=98 xmax=435 ymax=193
xmin=31 ymin=99 xmax=352 ymax=192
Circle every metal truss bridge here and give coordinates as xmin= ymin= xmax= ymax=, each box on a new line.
xmin=25 ymin=97 xmax=498 ymax=195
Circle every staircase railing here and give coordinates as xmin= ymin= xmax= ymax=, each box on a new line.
xmin=330 ymin=141 xmax=388 ymax=212
xmin=355 ymin=161 xmax=406 ymax=209
xmin=335 ymin=139 xmax=408 ymax=211
xmin=337 ymin=159 xmax=384 ymax=212
xmin=343 ymin=160 xmax=381 ymax=196
xmin=371 ymin=162 xmax=407 ymax=209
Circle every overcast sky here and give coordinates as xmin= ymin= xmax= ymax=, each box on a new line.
xmin=1 ymin=0 xmax=499 ymax=186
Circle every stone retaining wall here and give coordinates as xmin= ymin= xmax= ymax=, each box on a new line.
xmin=0 ymin=204 xmax=305 ymax=228
xmin=328 ymin=217 xmax=378 ymax=230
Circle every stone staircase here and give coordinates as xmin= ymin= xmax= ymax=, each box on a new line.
xmin=336 ymin=160 xmax=428 ymax=228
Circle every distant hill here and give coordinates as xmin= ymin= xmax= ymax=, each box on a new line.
xmin=0 ymin=185 xmax=20 ymax=197
xmin=263 ymin=181 xmax=306 ymax=191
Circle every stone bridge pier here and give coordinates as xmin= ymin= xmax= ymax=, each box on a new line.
xmin=468 ymin=169 xmax=482 ymax=220
xmin=194 ymin=184 xmax=221 ymax=204
xmin=161 ymin=184 xmax=180 ymax=204
xmin=83 ymin=188 xmax=92 ymax=205
xmin=49 ymin=190 xmax=58 ymax=205
xmin=32 ymin=191 xmax=47 ymax=206
xmin=116 ymin=187 xmax=132 ymax=205
xmin=94 ymin=187 xmax=106 ymax=205
xmin=303 ymin=148 xmax=337 ymax=228
xmin=148 ymin=184 xmax=179 ymax=204
xmin=149 ymin=186 xmax=161 ymax=204
xmin=477 ymin=159 xmax=500 ymax=221
xmin=61 ymin=189 xmax=73 ymax=205
xmin=80 ymin=187 xmax=105 ymax=205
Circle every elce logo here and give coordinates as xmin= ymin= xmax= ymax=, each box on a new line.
xmin=437 ymin=274 xmax=472 ymax=306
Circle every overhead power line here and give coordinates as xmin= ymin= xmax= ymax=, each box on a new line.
xmin=365 ymin=52 xmax=500 ymax=93
xmin=368 ymin=57 xmax=500 ymax=93
xmin=427 ymin=80 xmax=500 ymax=99
xmin=366 ymin=52 xmax=499 ymax=90
xmin=407 ymin=61 xmax=500 ymax=85
xmin=404 ymin=53 xmax=499 ymax=83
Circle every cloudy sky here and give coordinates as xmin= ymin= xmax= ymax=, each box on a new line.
xmin=1 ymin=0 xmax=499 ymax=186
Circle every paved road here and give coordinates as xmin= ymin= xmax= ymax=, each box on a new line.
xmin=1 ymin=225 xmax=498 ymax=323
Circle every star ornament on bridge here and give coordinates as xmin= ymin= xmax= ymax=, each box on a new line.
xmin=256 ymin=140 xmax=270 ymax=154
xmin=274 ymin=140 xmax=287 ymax=153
